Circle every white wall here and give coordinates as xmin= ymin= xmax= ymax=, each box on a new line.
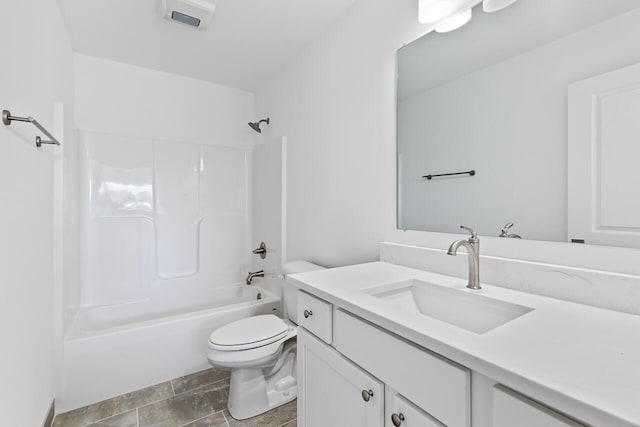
xmin=0 ymin=0 xmax=73 ymax=425
xmin=398 ymin=9 xmax=640 ymax=241
xmin=255 ymin=0 xmax=429 ymax=267
xmin=256 ymin=0 xmax=640 ymax=275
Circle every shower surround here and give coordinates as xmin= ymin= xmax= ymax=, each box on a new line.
xmin=59 ymin=130 xmax=270 ymax=411
xmin=57 ymin=54 xmax=266 ymax=411
xmin=78 ymin=131 xmax=252 ymax=303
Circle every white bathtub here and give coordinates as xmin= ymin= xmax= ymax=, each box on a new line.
xmin=60 ymin=285 xmax=281 ymax=412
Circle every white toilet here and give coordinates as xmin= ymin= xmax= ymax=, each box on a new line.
xmin=207 ymin=261 xmax=325 ymax=420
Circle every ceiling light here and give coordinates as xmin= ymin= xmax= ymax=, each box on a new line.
xmin=418 ymin=0 xmax=454 ymax=24
xmin=435 ymin=8 xmax=472 ymax=33
xmin=482 ymin=0 xmax=519 ymax=13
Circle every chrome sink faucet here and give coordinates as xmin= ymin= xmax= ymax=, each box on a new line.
xmin=246 ymin=270 xmax=264 ymax=285
xmin=447 ymin=226 xmax=481 ymax=290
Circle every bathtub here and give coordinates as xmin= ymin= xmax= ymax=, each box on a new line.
xmin=59 ymin=285 xmax=281 ymax=412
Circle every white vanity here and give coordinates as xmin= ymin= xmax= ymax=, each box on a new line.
xmin=289 ymin=261 xmax=640 ymax=427
xmin=286 ymin=2 xmax=640 ymax=424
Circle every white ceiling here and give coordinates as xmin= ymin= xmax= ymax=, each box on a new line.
xmin=58 ymin=0 xmax=358 ymax=92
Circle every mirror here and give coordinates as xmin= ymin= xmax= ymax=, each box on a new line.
xmin=397 ymin=0 xmax=640 ymax=248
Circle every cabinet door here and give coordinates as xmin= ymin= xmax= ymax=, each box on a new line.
xmin=298 ymin=328 xmax=384 ymax=427
xmin=385 ymin=390 xmax=445 ymax=427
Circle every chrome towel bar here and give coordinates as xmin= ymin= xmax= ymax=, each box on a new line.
xmin=2 ymin=109 xmax=61 ymax=147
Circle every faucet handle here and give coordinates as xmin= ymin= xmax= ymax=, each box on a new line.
xmin=460 ymin=225 xmax=478 ymax=239
xmin=501 ymin=222 xmax=514 ymax=233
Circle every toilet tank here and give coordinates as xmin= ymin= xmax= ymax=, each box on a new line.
xmin=282 ymin=261 xmax=325 ymax=324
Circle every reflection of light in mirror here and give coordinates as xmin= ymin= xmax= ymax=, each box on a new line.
xmin=98 ymin=182 xmax=153 ymax=211
xmin=483 ymin=0 xmax=519 ymax=13
xmin=435 ymin=8 xmax=472 ymax=33
xmin=419 ymin=0 xmax=454 ymax=23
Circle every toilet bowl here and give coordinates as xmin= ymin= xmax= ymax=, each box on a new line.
xmin=206 ymin=260 xmax=325 ymax=420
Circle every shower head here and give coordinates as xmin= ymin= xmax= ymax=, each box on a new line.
xmin=248 ymin=118 xmax=270 ymax=133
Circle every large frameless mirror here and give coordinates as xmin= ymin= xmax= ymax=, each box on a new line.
xmin=397 ymin=0 xmax=640 ymax=248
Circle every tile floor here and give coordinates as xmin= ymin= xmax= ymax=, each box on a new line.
xmin=52 ymin=368 xmax=297 ymax=427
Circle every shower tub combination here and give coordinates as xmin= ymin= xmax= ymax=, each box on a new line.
xmin=60 ymin=284 xmax=281 ymax=412
xmin=58 ymin=130 xmax=270 ymax=411
xmin=58 ymin=130 xmax=289 ymax=411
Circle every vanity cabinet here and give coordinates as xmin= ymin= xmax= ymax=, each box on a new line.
xmin=297 ymin=327 xmax=384 ymax=427
xmin=298 ymin=264 xmax=616 ymax=427
xmin=296 ymin=290 xmax=587 ymax=427
xmin=297 ymin=289 xmax=470 ymax=427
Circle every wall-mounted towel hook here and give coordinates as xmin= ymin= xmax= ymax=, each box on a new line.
xmin=2 ymin=109 xmax=61 ymax=147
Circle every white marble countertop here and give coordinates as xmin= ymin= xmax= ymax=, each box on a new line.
xmin=288 ymin=262 xmax=640 ymax=427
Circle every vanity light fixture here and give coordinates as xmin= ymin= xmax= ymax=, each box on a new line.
xmin=435 ymin=8 xmax=472 ymax=33
xmin=418 ymin=0 xmax=455 ymax=23
xmin=482 ymin=0 xmax=519 ymax=13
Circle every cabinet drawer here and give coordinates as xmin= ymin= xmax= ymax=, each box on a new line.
xmin=334 ymin=310 xmax=470 ymax=427
xmin=297 ymin=290 xmax=333 ymax=344
xmin=493 ymin=385 xmax=584 ymax=427
xmin=386 ymin=392 xmax=444 ymax=427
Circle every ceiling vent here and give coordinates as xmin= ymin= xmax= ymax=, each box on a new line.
xmin=159 ymin=0 xmax=216 ymax=30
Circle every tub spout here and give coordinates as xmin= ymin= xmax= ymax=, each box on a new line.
xmin=246 ymin=270 xmax=264 ymax=285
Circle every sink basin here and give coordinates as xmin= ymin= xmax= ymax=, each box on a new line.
xmin=365 ymin=279 xmax=533 ymax=334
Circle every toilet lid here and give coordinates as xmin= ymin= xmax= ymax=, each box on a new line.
xmin=209 ymin=315 xmax=289 ymax=350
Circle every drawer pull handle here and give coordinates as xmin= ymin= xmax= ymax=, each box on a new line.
xmin=304 ymin=310 xmax=313 ymax=318
xmin=391 ymin=413 xmax=405 ymax=426
xmin=361 ymin=389 xmax=374 ymax=402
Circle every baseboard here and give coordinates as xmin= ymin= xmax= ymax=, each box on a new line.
xmin=43 ymin=400 xmax=55 ymax=427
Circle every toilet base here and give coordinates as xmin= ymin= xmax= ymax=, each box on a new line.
xmin=227 ymin=342 xmax=297 ymax=420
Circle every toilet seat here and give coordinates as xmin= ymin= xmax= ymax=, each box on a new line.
xmin=208 ymin=315 xmax=290 ymax=351
xmin=207 ymin=315 xmax=297 ymax=368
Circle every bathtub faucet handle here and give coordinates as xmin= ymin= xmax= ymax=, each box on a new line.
xmin=246 ymin=270 xmax=265 ymax=285
xmin=252 ymin=242 xmax=267 ymax=259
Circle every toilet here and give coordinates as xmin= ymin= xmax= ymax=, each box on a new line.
xmin=207 ymin=261 xmax=325 ymax=420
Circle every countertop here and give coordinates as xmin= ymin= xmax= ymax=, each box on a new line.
xmin=288 ymin=262 xmax=640 ymax=427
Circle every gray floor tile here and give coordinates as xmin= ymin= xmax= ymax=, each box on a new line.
xmin=87 ymin=410 xmax=138 ymax=427
xmin=115 ymin=382 xmax=174 ymax=410
xmin=52 ymin=399 xmax=122 ymax=427
xmin=138 ymin=379 xmax=230 ymax=427
xmin=172 ymin=368 xmax=230 ymax=395
xmin=53 ymin=382 xmax=173 ymax=427
xmin=53 ymin=370 xmax=292 ymax=427
xmin=225 ymin=400 xmax=296 ymax=427
xmin=182 ymin=411 xmax=228 ymax=427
